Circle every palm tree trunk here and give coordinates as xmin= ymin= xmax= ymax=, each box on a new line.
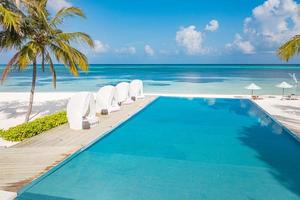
xmin=25 ymin=59 xmax=37 ymax=122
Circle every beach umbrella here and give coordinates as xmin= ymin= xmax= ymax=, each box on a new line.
xmin=276 ymin=81 xmax=293 ymax=96
xmin=245 ymin=83 xmax=261 ymax=95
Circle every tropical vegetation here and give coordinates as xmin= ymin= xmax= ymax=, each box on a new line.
xmin=0 ymin=111 xmax=67 ymax=141
xmin=0 ymin=0 xmax=94 ymax=122
xmin=277 ymin=35 xmax=300 ymax=62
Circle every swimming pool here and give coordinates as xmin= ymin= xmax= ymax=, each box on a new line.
xmin=18 ymin=97 xmax=300 ymax=200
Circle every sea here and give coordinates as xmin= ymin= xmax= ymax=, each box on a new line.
xmin=1 ymin=64 xmax=299 ymax=95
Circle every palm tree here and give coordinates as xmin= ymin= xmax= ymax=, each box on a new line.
xmin=0 ymin=0 xmax=94 ymax=122
xmin=277 ymin=35 xmax=300 ymax=61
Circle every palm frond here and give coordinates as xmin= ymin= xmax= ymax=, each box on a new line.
xmin=50 ymin=41 xmax=89 ymax=75
xmin=50 ymin=7 xmax=85 ymax=26
xmin=0 ymin=29 xmax=23 ymax=50
xmin=1 ymin=0 xmax=91 ymax=86
xmin=17 ymin=42 xmax=36 ymax=69
xmin=1 ymin=51 xmax=20 ymax=83
xmin=49 ymin=43 xmax=78 ymax=76
xmin=0 ymin=5 xmax=21 ymax=32
xmin=277 ymin=35 xmax=300 ymax=62
xmin=58 ymin=41 xmax=89 ymax=71
xmin=56 ymin=32 xmax=94 ymax=47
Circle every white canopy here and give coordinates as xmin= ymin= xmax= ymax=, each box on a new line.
xmin=276 ymin=81 xmax=293 ymax=89
xmin=67 ymin=92 xmax=98 ymax=130
xmin=116 ymin=82 xmax=133 ymax=105
xmin=130 ymin=79 xmax=144 ymax=99
xmin=245 ymin=83 xmax=261 ymax=90
xmin=96 ymin=85 xmax=120 ymax=114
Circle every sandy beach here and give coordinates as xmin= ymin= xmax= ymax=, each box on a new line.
xmin=0 ymin=92 xmax=75 ymax=147
xmin=0 ymin=92 xmax=75 ymax=130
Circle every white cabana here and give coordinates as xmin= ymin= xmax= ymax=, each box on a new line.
xmin=130 ymin=79 xmax=144 ymax=100
xmin=276 ymin=81 xmax=293 ymax=96
xmin=96 ymin=85 xmax=120 ymax=114
xmin=116 ymin=82 xmax=133 ymax=105
xmin=67 ymin=92 xmax=99 ymax=130
xmin=245 ymin=83 xmax=261 ymax=96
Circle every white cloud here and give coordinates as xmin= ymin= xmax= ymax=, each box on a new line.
xmin=227 ymin=0 xmax=300 ymax=54
xmin=176 ymin=25 xmax=204 ymax=55
xmin=48 ymin=0 xmax=72 ymax=12
xmin=205 ymin=20 xmax=219 ymax=32
xmin=144 ymin=45 xmax=155 ymax=56
xmin=93 ymin=40 xmax=109 ymax=54
xmin=245 ymin=0 xmax=300 ymax=44
xmin=226 ymin=34 xmax=255 ymax=54
xmin=115 ymin=46 xmax=136 ymax=55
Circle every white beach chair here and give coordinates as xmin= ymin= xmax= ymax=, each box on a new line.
xmin=67 ymin=92 xmax=99 ymax=130
xmin=130 ymin=79 xmax=144 ymax=100
xmin=96 ymin=85 xmax=120 ymax=114
xmin=116 ymin=82 xmax=133 ymax=105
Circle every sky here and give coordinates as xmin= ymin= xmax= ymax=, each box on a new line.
xmin=1 ymin=0 xmax=300 ymax=64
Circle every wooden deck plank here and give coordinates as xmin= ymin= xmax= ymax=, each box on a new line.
xmin=0 ymin=96 xmax=157 ymax=192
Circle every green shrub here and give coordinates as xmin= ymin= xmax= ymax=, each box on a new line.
xmin=0 ymin=111 xmax=68 ymax=142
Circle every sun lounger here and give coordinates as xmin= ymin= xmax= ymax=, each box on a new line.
xmin=67 ymin=92 xmax=99 ymax=130
xmin=116 ymin=82 xmax=133 ymax=105
xmin=285 ymin=94 xmax=298 ymax=100
xmin=96 ymin=85 xmax=120 ymax=115
xmin=252 ymin=95 xmax=263 ymax=100
xmin=130 ymin=79 xmax=145 ymax=100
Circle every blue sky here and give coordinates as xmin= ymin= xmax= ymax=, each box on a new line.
xmin=2 ymin=0 xmax=300 ymax=64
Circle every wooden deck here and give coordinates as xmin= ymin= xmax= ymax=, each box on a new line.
xmin=0 ymin=96 xmax=157 ymax=192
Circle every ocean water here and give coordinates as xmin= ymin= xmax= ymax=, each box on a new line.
xmin=18 ymin=97 xmax=300 ymax=200
xmin=1 ymin=64 xmax=300 ymax=95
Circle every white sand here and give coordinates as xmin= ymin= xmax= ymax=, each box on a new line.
xmin=0 ymin=92 xmax=75 ymax=147
xmin=1 ymin=92 xmax=300 ymax=148
xmin=0 ymin=92 xmax=75 ymax=130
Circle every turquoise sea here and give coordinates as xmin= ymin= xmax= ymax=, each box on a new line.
xmin=1 ymin=64 xmax=300 ymax=95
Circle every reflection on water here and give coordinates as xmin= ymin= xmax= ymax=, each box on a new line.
xmin=204 ymin=98 xmax=216 ymax=106
xmin=239 ymin=123 xmax=300 ymax=197
xmin=206 ymin=98 xmax=283 ymax=135
xmin=1 ymin=65 xmax=300 ymax=94
xmin=204 ymin=98 xmax=299 ymax=197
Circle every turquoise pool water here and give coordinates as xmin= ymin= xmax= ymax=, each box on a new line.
xmin=18 ymin=97 xmax=300 ymax=200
